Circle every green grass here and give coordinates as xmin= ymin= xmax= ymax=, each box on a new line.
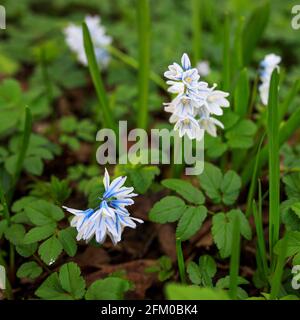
xmin=82 ymin=22 xmax=116 ymax=133
xmin=137 ymin=0 xmax=151 ymax=130
xmin=229 ymin=215 xmax=241 ymax=299
xmin=222 ymin=13 xmax=230 ymax=91
xmin=192 ymin=0 xmax=202 ymax=64
xmin=176 ymin=239 xmax=186 ymax=283
xmin=267 ymin=69 xmax=280 ymax=264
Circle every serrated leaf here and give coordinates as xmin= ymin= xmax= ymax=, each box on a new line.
xmin=128 ymin=165 xmax=160 ymax=194
xmin=16 ymin=243 xmax=38 ymax=258
xmin=149 ymin=196 xmax=186 ymax=223
xmin=24 ymin=224 xmax=56 ymax=244
xmin=221 ymin=170 xmax=242 ymax=205
xmin=25 ymin=200 xmax=64 ymax=225
xmin=38 ymin=235 xmax=63 ymax=265
xmin=59 ymin=262 xmax=86 ymax=299
xmin=212 ymin=209 xmax=251 ymax=258
xmin=187 ymin=255 xmax=217 ymax=287
xmin=176 ymin=206 xmax=207 ymax=241
xmin=17 ymin=261 xmax=42 ymax=279
xmin=274 ymin=231 xmax=300 ymax=265
xmin=198 ymin=163 xmax=222 ymax=203
xmin=85 ymin=277 xmax=131 ymax=300
xmin=4 ymin=223 xmax=25 ymax=245
xmin=58 ymin=228 xmax=77 ymax=257
xmin=162 ymin=179 xmax=205 ymax=204
xmin=35 ymin=273 xmax=72 ymax=300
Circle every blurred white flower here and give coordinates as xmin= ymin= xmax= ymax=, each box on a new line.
xmin=64 ymin=15 xmax=112 ymax=67
xmin=196 ymin=60 xmax=210 ymax=77
xmin=63 ymin=169 xmax=143 ymax=245
xmin=163 ymin=53 xmax=230 ymax=139
xmin=170 ymin=113 xmax=204 ymax=141
xmin=259 ymin=53 xmax=281 ymax=105
xmin=199 ymin=116 xmax=224 ymax=137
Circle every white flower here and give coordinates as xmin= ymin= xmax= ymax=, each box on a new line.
xmin=164 ymin=94 xmax=199 ymax=117
xmin=259 ymin=53 xmax=281 ymax=105
xmin=63 ymin=169 xmax=143 ymax=245
xmin=163 ymin=53 xmax=230 ymax=139
xmin=64 ymin=15 xmax=112 ymax=67
xmin=199 ymin=116 xmax=224 ymax=137
xmin=201 ymin=85 xmax=230 ymax=116
xmin=170 ymin=114 xmax=204 ymax=141
xmin=196 ymin=61 xmax=210 ymax=77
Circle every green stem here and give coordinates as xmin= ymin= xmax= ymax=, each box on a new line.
xmin=107 ymin=45 xmax=166 ymax=90
xmin=176 ymin=239 xmax=186 ymax=283
xmin=192 ymin=0 xmax=201 ymax=64
xmin=229 ymin=215 xmax=240 ymax=300
xmin=267 ymin=70 xmax=280 ymax=265
xmin=222 ymin=13 xmax=230 ymax=91
xmin=8 ymin=106 xmax=32 ymax=205
xmin=137 ymin=0 xmax=151 ymax=130
xmin=82 ymin=22 xmax=117 ymax=133
xmin=270 ymin=235 xmax=287 ymax=299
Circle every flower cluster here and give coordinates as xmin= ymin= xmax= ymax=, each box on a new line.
xmin=259 ymin=53 xmax=281 ymax=105
xmin=64 ymin=15 xmax=112 ymax=67
xmin=63 ymin=169 xmax=143 ymax=245
xmin=164 ymin=53 xmax=229 ymax=140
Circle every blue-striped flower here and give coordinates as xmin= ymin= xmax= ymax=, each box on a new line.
xmin=63 ymin=169 xmax=143 ymax=245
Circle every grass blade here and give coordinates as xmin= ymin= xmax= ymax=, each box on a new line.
xmin=137 ymin=0 xmax=151 ymax=130
xmin=82 ymin=22 xmax=116 ymax=132
xmin=270 ymin=235 xmax=287 ymax=299
xmin=232 ymin=16 xmax=244 ymax=75
xmin=253 ymin=197 xmax=269 ymax=282
xmin=245 ymin=134 xmax=265 ymax=217
xmin=176 ymin=239 xmax=186 ymax=283
xmin=267 ymin=69 xmax=280 ymax=262
xmin=106 ymin=45 xmax=166 ymax=90
xmin=234 ymin=68 xmax=249 ymax=117
xmin=242 ymin=105 xmax=300 ymax=185
xmin=222 ymin=13 xmax=230 ymax=91
xmin=279 ymin=78 xmax=300 ymax=121
xmin=242 ymin=2 xmax=270 ymax=65
xmin=192 ymin=0 xmax=202 ymax=64
xmin=229 ymin=215 xmax=240 ymax=300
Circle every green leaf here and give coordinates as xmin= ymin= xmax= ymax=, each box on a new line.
xmin=17 ymin=261 xmax=42 ymax=279
xmin=274 ymin=231 xmax=300 ymax=265
xmin=176 ymin=206 xmax=207 ymax=241
xmin=35 ymin=273 xmax=72 ymax=300
xmin=162 ymin=179 xmax=205 ymax=204
xmin=59 ymin=262 xmax=86 ymax=299
xmin=221 ymin=170 xmax=242 ymax=205
xmin=23 ymin=156 xmax=43 ymax=175
xmin=4 ymin=223 xmax=25 ymax=245
xmin=25 ymin=200 xmax=64 ymax=225
xmin=149 ymin=196 xmax=186 ymax=223
xmin=242 ymin=2 xmax=270 ymax=65
xmin=38 ymin=235 xmax=63 ymax=265
xmin=198 ymin=163 xmax=222 ymax=203
xmin=165 ymin=284 xmax=229 ymax=300
xmin=85 ymin=277 xmax=131 ymax=300
xmin=216 ymin=275 xmax=249 ymax=289
xmin=24 ymin=224 xmax=56 ymax=244
xmin=128 ymin=165 xmax=160 ymax=194
xmin=0 ymin=220 xmax=8 ymax=238
xmin=58 ymin=228 xmax=77 ymax=257
xmin=187 ymin=255 xmax=217 ymax=286
xmin=199 ymin=163 xmax=241 ymax=205
xmin=16 ymin=243 xmax=38 ymax=257
xmin=225 ymin=119 xmax=257 ymax=149
xmin=212 ymin=209 xmax=252 ymax=258
xmin=291 ymin=203 xmax=300 ymax=219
